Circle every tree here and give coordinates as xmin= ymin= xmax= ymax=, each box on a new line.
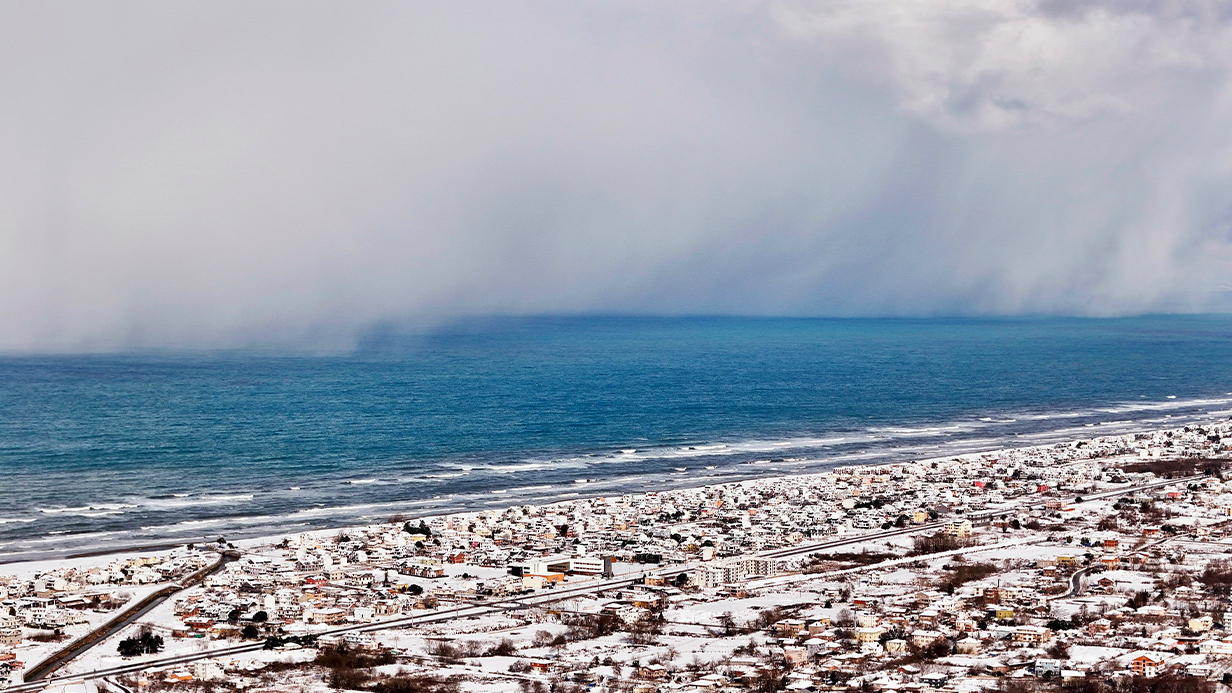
xmin=242 ymin=624 xmax=260 ymax=640
xmin=117 ymin=638 xmax=141 ymax=658
xmin=117 ymin=629 xmax=164 ymax=657
xmin=404 ymin=520 xmax=432 ymax=536
xmin=253 ymin=610 xmax=268 ymax=622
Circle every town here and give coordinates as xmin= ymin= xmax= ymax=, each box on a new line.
xmin=7 ymin=422 xmax=1232 ymax=693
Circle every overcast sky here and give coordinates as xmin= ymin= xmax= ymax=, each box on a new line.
xmin=3 ymin=0 xmax=1232 ymax=351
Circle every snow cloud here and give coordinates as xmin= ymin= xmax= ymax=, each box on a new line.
xmin=2 ymin=1 xmax=1232 ymax=350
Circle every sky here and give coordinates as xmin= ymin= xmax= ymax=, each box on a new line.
xmin=3 ymin=0 xmax=1232 ymax=351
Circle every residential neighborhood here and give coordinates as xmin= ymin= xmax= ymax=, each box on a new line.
xmin=9 ymin=422 xmax=1232 ymax=693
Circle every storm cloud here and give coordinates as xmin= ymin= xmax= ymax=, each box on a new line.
xmin=3 ymin=0 xmax=1232 ymax=350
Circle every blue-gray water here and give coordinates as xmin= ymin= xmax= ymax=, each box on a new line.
xmin=2 ymin=315 xmax=1232 ymax=561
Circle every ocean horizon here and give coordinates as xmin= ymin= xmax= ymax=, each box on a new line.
xmin=1 ymin=314 xmax=1230 ymax=562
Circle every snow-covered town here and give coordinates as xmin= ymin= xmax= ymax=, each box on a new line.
xmin=11 ymin=422 xmax=1232 ymax=693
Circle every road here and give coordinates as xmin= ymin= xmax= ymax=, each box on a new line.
xmin=22 ymin=551 xmax=239 ymax=683
xmin=5 ymin=569 xmax=688 ymax=693
xmin=9 ymin=473 xmax=1201 ymax=691
xmin=1046 ymin=537 xmax=1170 ymax=603
xmin=1052 ymin=566 xmax=1096 ymax=601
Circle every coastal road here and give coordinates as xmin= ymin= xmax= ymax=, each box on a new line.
xmin=12 ymin=473 xmax=1199 ymax=690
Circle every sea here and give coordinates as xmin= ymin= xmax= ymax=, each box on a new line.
xmin=1 ymin=315 xmax=1231 ymax=562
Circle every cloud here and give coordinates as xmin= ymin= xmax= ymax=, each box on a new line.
xmin=0 ymin=0 xmax=1231 ymax=351
xmin=773 ymin=0 xmax=1232 ymax=131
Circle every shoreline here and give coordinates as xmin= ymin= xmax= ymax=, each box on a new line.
xmin=0 ymin=417 xmax=1219 ymax=575
xmin=2 ymin=396 xmax=1228 ymax=565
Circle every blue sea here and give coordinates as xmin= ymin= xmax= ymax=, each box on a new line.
xmin=2 ymin=315 xmax=1232 ymax=562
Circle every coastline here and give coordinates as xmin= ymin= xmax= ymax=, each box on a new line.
xmin=4 ymin=398 xmax=1226 ymax=567
xmin=2 ymin=417 xmax=1220 ymax=576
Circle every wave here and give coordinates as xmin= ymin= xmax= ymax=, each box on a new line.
xmin=38 ymin=503 xmax=138 ymax=515
xmin=487 ymin=463 xmax=546 ymax=474
xmin=3 ymin=392 xmax=1229 ymax=562
xmin=138 ymin=494 xmax=254 ymax=510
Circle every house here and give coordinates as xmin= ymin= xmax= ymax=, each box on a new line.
xmin=955 ymin=639 xmax=982 ymax=654
xmin=944 ymin=520 xmax=973 ymax=538
xmin=310 ymin=608 xmax=347 ymax=625
xmin=911 ymin=630 xmax=944 ymax=648
xmin=783 ymin=646 xmax=808 ymax=666
xmin=1034 ymin=659 xmax=1063 ymax=677
xmin=343 ymin=632 xmax=379 ymax=651
xmin=1137 ymin=605 xmax=1167 ymax=619
xmin=856 ymin=627 xmax=885 ymax=643
xmin=1188 ymin=616 xmax=1213 ymax=633
xmin=522 ymin=573 xmax=565 ymax=590
xmin=1087 ymin=619 xmax=1112 ymax=636
xmin=808 ymin=617 xmax=831 ymax=634
xmin=1198 ymin=639 xmax=1232 ymax=655
xmin=1012 ymin=626 xmax=1052 ymax=646
xmin=193 ymin=661 xmax=225 ymax=681
xmin=183 ymin=616 xmax=214 ymax=631
xmin=638 ymin=664 xmax=669 ymax=680
xmin=1131 ymin=654 xmax=1165 ymax=677
xmin=774 ymin=619 xmax=808 ymax=637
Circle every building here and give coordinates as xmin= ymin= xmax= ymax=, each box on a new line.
xmin=1012 ymin=626 xmax=1052 ymax=646
xmin=943 ymin=520 xmax=973 ymax=538
xmin=1131 ymin=654 xmax=1164 ymax=677
xmin=855 ymin=627 xmax=885 ymax=643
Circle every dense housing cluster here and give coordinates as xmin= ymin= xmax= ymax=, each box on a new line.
xmin=6 ymin=423 xmax=1232 ymax=693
